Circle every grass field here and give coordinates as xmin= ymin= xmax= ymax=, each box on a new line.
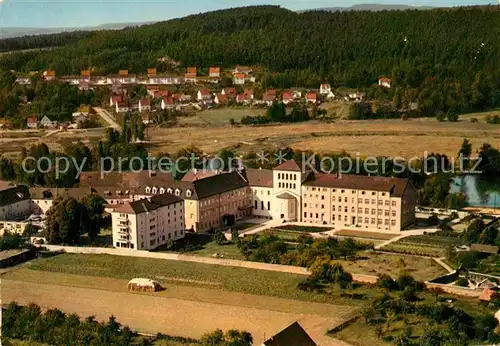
xmin=380 ymin=235 xmax=463 ymax=258
xmin=178 ymin=108 xmax=266 ymax=126
xmin=336 ymin=252 xmax=446 ymax=282
xmin=189 ymin=242 xmax=245 ymax=260
xmin=19 ymin=253 xmax=363 ymax=305
xmin=146 ymin=118 xmax=500 ymax=158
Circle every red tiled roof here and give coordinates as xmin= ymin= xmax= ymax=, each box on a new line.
xmin=111 ymin=95 xmax=124 ymax=103
xmin=118 ymin=70 xmax=128 ymax=76
xmin=266 ymin=89 xmax=277 ymax=96
xmin=182 ymin=169 xmax=219 ymax=182
xmin=140 ymin=99 xmax=151 ymax=106
xmin=262 ymin=94 xmax=275 ymax=102
xmin=282 ymin=91 xmax=294 ymax=100
xmin=215 ymin=94 xmax=228 ymax=103
xmin=199 ymin=89 xmax=211 ymax=96
xmin=245 ymin=168 xmax=273 ymax=187
xmin=306 ymin=92 xmax=317 ymax=100
xmin=153 ymin=90 xmax=170 ymax=98
xmin=320 ymin=84 xmax=330 ymax=88
xmin=274 ymin=160 xmax=302 ymax=172
xmin=186 ymin=67 xmax=197 ymax=74
xmin=147 ymin=68 xmax=157 ymax=76
xmin=479 ymin=288 xmax=498 ymax=302
xmin=185 ymin=72 xmax=196 ymax=78
xmin=209 ymin=67 xmax=220 ymax=74
xmin=162 ymin=97 xmax=174 ymax=105
xmin=26 ymin=116 xmax=37 ymax=123
xmin=379 ymin=77 xmax=392 ymax=82
xmin=223 ymin=87 xmax=237 ymax=95
xmin=234 ymin=73 xmax=246 ymax=79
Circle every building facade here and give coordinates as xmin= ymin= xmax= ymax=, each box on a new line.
xmin=111 ymin=194 xmax=185 ymax=250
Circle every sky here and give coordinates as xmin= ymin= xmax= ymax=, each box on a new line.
xmin=0 ymin=0 xmax=496 ymax=28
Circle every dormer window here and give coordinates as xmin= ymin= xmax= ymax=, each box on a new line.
xmin=159 ymin=188 xmax=165 ymax=194
xmin=167 ymin=188 xmax=173 ymax=194
xmin=175 ymin=189 xmax=181 ymax=196
xmin=186 ymin=190 xmax=192 ymax=198
xmin=152 ymin=187 xmax=158 ymax=194
xmin=145 ymin=186 xmax=151 ymax=194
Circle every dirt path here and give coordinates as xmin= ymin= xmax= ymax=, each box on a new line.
xmin=94 ymin=107 xmax=122 ymax=131
xmin=2 ymin=278 xmax=351 ymax=346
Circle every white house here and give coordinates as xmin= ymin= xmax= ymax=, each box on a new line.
xmin=149 ymin=75 xmax=181 ymax=85
xmin=197 ymin=89 xmax=212 ymax=102
xmin=115 ymin=102 xmax=130 ymax=113
xmin=320 ymin=84 xmax=331 ymax=95
xmin=209 ymin=67 xmax=220 ymax=78
xmin=378 ymin=77 xmax=392 ymax=89
xmin=15 ymin=77 xmax=31 ymax=85
xmin=26 ymin=116 xmax=38 ymax=129
xmin=111 ymin=194 xmax=185 ymax=251
xmin=40 ymin=116 xmax=56 ymax=128
xmin=233 ymin=73 xmax=246 ymax=85
xmin=161 ymin=97 xmax=175 ymax=110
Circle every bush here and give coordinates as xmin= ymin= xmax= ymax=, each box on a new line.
xmin=455 ymin=277 xmax=469 ymax=287
xmin=376 ymin=274 xmax=398 ymax=291
xmin=212 ymin=231 xmax=226 ymax=245
xmin=469 ymin=117 xmax=478 ymax=123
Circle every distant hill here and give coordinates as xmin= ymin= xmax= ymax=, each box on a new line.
xmin=299 ymin=3 xmax=435 ymax=12
xmin=0 ymin=22 xmax=153 ymax=39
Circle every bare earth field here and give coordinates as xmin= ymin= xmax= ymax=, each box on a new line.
xmin=147 ymin=118 xmax=500 ymax=158
xmin=1 ymin=269 xmax=354 ymax=346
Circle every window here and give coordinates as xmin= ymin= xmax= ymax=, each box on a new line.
xmin=278 ymin=173 xmax=281 ymax=179
xmin=321 ymin=205 xmax=324 ymax=209
xmin=365 ymin=208 xmax=369 ymax=214
xmin=254 ymin=200 xmax=258 ymax=209
xmin=385 ymin=200 xmax=390 ymax=206
xmin=372 ymin=192 xmax=376 ymax=196
xmin=286 ymin=174 xmax=289 ymax=180
xmin=344 ymin=197 xmax=348 ymax=203
xmin=371 ymin=209 xmax=376 ymax=215
xmin=385 ymin=219 xmax=389 ymax=225
xmin=361 ymin=191 xmax=366 ymax=195
xmin=344 ymin=215 xmax=348 ymax=221
xmin=152 ymin=187 xmax=158 ymax=194
xmin=378 ymin=219 xmax=383 ymax=224
xmin=378 ymin=209 xmax=383 ymax=215
xmin=267 ymin=202 xmax=270 ymax=211
xmin=159 ymin=187 xmax=165 ymax=194
xmin=338 ymin=197 xmax=342 ymax=202
xmin=358 ymin=198 xmax=363 ymax=203
xmin=371 ymin=218 xmax=376 ymax=224
xmin=351 ymin=207 xmax=355 ymax=213
xmin=167 ymin=188 xmax=173 ymax=194
xmin=391 ymin=220 xmax=396 ymax=226
xmin=392 ymin=211 xmax=397 ymax=217
xmin=321 ymin=195 xmax=325 ymax=200
xmin=352 ymin=190 xmax=356 ymax=194
xmin=332 ymin=215 xmax=336 ymax=221
xmin=344 ymin=207 xmax=348 ymax=213
xmin=293 ymin=184 xmax=296 ymax=189
xmin=278 ymin=182 xmax=282 ymax=188
xmin=341 ymin=190 xmax=345 ymax=193
xmin=358 ymin=208 xmax=362 ymax=213
xmin=315 ymin=213 xmax=319 ymax=218
xmin=392 ymin=201 xmax=397 ymax=206
xmin=332 ymin=206 xmax=336 ymax=211
xmin=371 ymin=199 xmax=376 ymax=204
xmin=304 ymin=212 xmax=307 ymax=218
xmin=145 ymin=186 xmax=151 ymax=194
xmin=365 ymin=218 xmax=369 ymax=223
xmin=261 ymin=201 xmax=264 ymax=210
xmin=304 ymin=203 xmax=307 ymax=208
xmin=385 ymin=211 xmax=390 ymax=216
xmin=365 ymin=199 xmax=370 ymax=204
xmin=378 ymin=200 xmax=383 ymax=205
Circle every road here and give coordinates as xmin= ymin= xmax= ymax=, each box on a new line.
xmin=94 ymin=107 xmax=122 ymax=131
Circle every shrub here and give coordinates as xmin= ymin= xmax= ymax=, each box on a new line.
xmin=455 ymin=277 xmax=469 ymax=287
xmin=469 ymin=117 xmax=478 ymax=123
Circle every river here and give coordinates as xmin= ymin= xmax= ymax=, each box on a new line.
xmin=450 ymin=175 xmax=500 ymax=208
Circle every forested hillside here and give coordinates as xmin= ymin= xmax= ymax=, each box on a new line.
xmin=1 ymin=5 xmax=500 ymax=113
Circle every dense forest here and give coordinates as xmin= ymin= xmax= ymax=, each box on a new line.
xmin=1 ymin=5 xmax=500 ymax=114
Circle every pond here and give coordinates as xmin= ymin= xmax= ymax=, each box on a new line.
xmin=450 ymin=175 xmax=500 ymax=208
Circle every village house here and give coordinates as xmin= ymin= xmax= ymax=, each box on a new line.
xmin=173 ymin=93 xmax=192 ymax=103
xmin=320 ymin=84 xmax=331 ymax=95
xmin=233 ymin=73 xmax=246 ymax=85
xmin=138 ymin=99 xmax=152 ymax=113
xmin=152 ymin=90 xmax=170 ymax=99
xmin=346 ymin=92 xmax=366 ymax=102
xmin=222 ymin=87 xmax=237 ymax=97
xmin=147 ymin=68 xmax=157 ymax=77
xmin=161 ymin=97 xmax=175 ymax=110
xmin=26 ymin=116 xmax=38 ymax=129
xmin=209 ymin=67 xmax=221 ymax=78
xmin=59 ymin=75 xmax=82 ymax=85
xmin=107 ymin=70 xmax=137 ymax=85
xmin=236 ymin=93 xmax=252 ymax=105
xmin=185 ymin=67 xmax=197 ymax=83
xmin=233 ymin=65 xmax=252 ymax=75
xmin=149 ymin=74 xmax=182 ymax=85
xmin=30 ymin=187 xmax=93 ymax=215
xmin=378 ymin=77 xmax=392 ymax=89
xmin=282 ymin=91 xmax=295 ymax=105
xmin=255 ymin=92 xmax=275 ymax=106
xmin=43 ymin=70 xmax=56 ymax=81
xmin=306 ymin=92 xmax=317 ymax=103
xmin=197 ymin=89 xmax=212 ymax=102
xmin=92 ymin=76 xmax=108 ymax=86
xmin=110 ymin=95 xmax=124 ymax=107
xmin=111 ymin=194 xmax=185 ymax=251
xmin=214 ymin=93 xmax=228 ymax=105
xmin=115 ymin=101 xmax=130 ymax=113
xmin=79 ymin=81 xmax=91 ymax=91
xmin=40 ymin=116 xmax=56 ymax=128
xmin=81 ymin=69 xmax=91 ymax=81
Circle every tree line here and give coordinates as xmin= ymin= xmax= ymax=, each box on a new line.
xmin=2 ymin=302 xmax=253 ymax=345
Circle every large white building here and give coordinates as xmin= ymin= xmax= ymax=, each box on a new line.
xmin=111 ymin=194 xmax=185 ymax=250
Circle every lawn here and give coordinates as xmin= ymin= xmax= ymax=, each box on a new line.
xmin=189 ymin=241 xmax=245 ymax=260
xmin=178 ymin=108 xmax=265 ymax=126
xmin=275 ymin=225 xmax=333 ymax=233
xmin=262 ymin=229 xmax=311 ymax=241
xmin=336 ymin=252 xmax=446 ymax=282
xmin=21 ymin=253 xmax=374 ymax=305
